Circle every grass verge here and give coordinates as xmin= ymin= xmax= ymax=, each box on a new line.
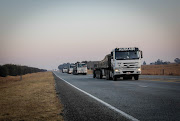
xmin=0 ymin=72 xmax=63 ymax=121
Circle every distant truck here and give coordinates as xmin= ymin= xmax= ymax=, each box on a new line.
xmin=73 ymin=62 xmax=87 ymax=75
xmin=62 ymin=67 xmax=68 ymax=73
xmin=68 ymin=64 xmax=75 ymax=74
xmin=93 ymin=47 xmax=143 ymax=81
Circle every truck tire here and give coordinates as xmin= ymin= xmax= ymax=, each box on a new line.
xmin=113 ymin=76 xmax=117 ymax=81
xmin=96 ymin=70 xmax=99 ymax=78
xmin=93 ymin=72 xmax=96 ymax=78
xmin=100 ymin=71 xmax=102 ymax=79
xmin=134 ymin=75 xmax=139 ymax=80
xmin=106 ymin=70 xmax=110 ymax=80
xmin=93 ymin=74 xmax=95 ymax=78
xmin=96 ymin=70 xmax=102 ymax=79
xmin=73 ymin=70 xmax=77 ymax=75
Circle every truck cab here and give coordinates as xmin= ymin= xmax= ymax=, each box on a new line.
xmin=68 ymin=64 xmax=75 ymax=74
xmin=111 ymin=47 xmax=143 ymax=80
xmin=93 ymin=47 xmax=143 ymax=80
xmin=62 ymin=67 xmax=68 ymax=73
xmin=73 ymin=62 xmax=87 ymax=75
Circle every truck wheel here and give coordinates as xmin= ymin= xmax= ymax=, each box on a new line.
xmin=100 ymin=71 xmax=102 ymax=79
xmin=113 ymin=76 xmax=117 ymax=81
xmin=93 ymin=71 xmax=96 ymax=78
xmin=93 ymin=74 xmax=95 ymax=78
xmin=106 ymin=70 xmax=110 ymax=80
xmin=134 ymin=75 xmax=139 ymax=80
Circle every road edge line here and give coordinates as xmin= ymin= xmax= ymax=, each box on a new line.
xmin=53 ymin=72 xmax=139 ymax=121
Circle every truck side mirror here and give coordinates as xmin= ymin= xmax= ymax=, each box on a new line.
xmin=141 ymin=51 xmax=143 ymax=58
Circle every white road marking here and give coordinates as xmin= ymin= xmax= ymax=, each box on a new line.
xmin=54 ymin=72 xmax=139 ymax=121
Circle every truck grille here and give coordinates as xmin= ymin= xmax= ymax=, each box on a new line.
xmin=123 ymin=71 xmax=134 ymax=73
xmin=123 ymin=62 xmax=138 ymax=68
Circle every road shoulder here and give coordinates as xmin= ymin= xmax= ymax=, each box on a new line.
xmin=54 ymin=73 xmax=131 ymax=121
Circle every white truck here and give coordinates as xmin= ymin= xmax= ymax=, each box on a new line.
xmin=73 ymin=62 xmax=87 ymax=75
xmin=93 ymin=47 xmax=143 ymax=81
xmin=68 ymin=64 xmax=75 ymax=74
xmin=62 ymin=67 xmax=68 ymax=73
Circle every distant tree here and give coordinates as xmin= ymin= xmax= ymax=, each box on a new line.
xmin=150 ymin=59 xmax=170 ymax=65
xmin=143 ymin=61 xmax=146 ymax=65
xmin=58 ymin=63 xmax=71 ymax=70
xmin=150 ymin=62 xmax=155 ymax=65
xmin=163 ymin=61 xmax=170 ymax=64
xmin=174 ymin=58 xmax=180 ymax=64
xmin=2 ymin=64 xmax=46 ymax=76
xmin=155 ymin=59 xmax=163 ymax=65
xmin=0 ymin=65 xmax=9 ymax=77
xmin=4 ymin=64 xmax=17 ymax=76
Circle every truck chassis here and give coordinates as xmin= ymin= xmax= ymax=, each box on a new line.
xmin=93 ymin=68 xmax=139 ymax=81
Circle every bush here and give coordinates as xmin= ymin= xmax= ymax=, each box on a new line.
xmin=1 ymin=64 xmax=47 ymax=77
xmin=0 ymin=65 xmax=9 ymax=77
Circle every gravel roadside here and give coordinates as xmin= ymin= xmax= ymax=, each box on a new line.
xmin=54 ymin=73 xmax=130 ymax=121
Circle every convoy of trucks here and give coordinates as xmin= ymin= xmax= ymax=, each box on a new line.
xmin=93 ymin=47 xmax=143 ymax=80
xmin=60 ymin=47 xmax=143 ymax=81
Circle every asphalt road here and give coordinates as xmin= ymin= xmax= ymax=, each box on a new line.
xmin=54 ymin=72 xmax=180 ymax=121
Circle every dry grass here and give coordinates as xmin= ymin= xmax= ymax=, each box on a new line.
xmin=0 ymin=72 xmax=63 ymax=121
xmin=87 ymin=70 xmax=93 ymax=74
xmin=142 ymin=64 xmax=180 ymax=76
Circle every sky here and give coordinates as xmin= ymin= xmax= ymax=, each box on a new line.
xmin=0 ymin=0 xmax=180 ymax=70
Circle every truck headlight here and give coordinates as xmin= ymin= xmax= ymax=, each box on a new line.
xmin=115 ymin=69 xmax=119 ymax=72
xmin=138 ymin=68 xmax=141 ymax=71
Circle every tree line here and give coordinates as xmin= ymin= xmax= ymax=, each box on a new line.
xmin=0 ymin=64 xmax=47 ymax=77
xmin=143 ymin=58 xmax=180 ymax=65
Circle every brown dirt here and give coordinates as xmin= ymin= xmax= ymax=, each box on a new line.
xmin=141 ymin=64 xmax=180 ymax=76
xmin=0 ymin=72 xmax=64 ymax=121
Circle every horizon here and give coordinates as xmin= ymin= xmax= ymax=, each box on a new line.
xmin=0 ymin=0 xmax=180 ymax=70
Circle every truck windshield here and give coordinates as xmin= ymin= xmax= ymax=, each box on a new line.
xmin=78 ymin=63 xmax=87 ymax=67
xmin=115 ymin=51 xmax=140 ymax=60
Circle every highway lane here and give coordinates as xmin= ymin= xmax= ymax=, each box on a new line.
xmin=54 ymin=71 xmax=180 ymax=121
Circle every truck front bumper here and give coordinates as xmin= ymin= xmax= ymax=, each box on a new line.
xmin=114 ymin=68 xmax=141 ymax=76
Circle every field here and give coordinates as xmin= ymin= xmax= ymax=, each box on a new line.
xmin=87 ymin=69 xmax=93 ymax=74
xmin=0 ymin=72 xmax=63 ymax=121
xmin=141 ymin=64 xmax=180 ymax=76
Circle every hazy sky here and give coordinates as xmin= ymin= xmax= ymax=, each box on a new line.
xmin=0 ymin=0 xmax=180 ymax=70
